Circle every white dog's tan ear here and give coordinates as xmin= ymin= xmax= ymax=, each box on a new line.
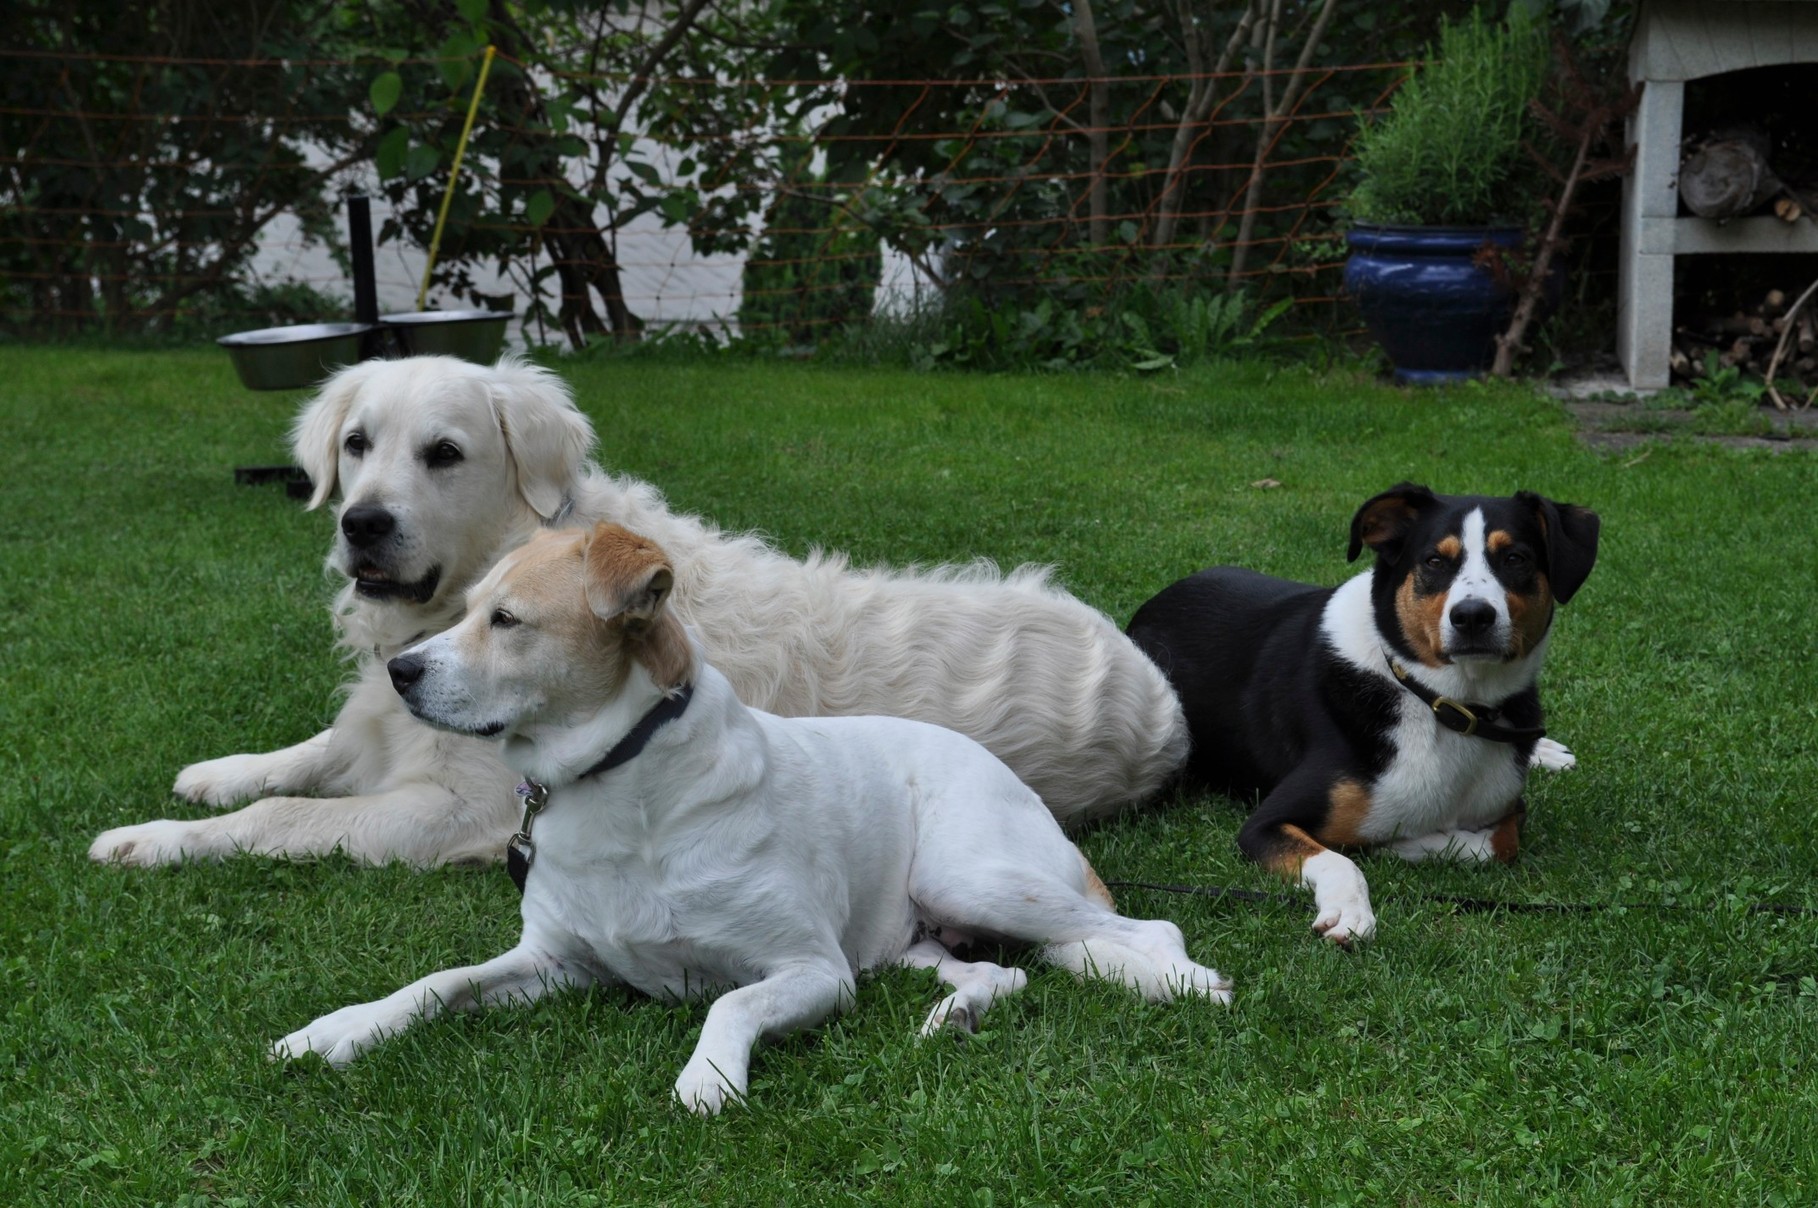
xmin=289 ymin=360 xmax=383 ymax=511
xmin=580 ymin=523 xmax=674 ymax=630
xmin=488 ymin=356 xmax=597 ymax=520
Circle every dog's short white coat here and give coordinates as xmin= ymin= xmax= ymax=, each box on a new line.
xmin=271 ymin=527 xmax=1230 ymax=1114
xmin=90 ymin=356 xmax=1188 ymax=867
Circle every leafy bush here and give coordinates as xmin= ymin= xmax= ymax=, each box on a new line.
xmin=1349 ymin=7 xmax=1550 ymax=226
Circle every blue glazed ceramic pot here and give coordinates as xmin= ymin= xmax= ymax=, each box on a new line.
xmin=1343 ymin=225 xmax=1526 ymax=385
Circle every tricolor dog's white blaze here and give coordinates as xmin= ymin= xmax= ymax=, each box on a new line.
xmin=273 ymin=524 xmax=1231 ymax=1116
xmin=1439 ymin=509 xmax=1514 ymax=659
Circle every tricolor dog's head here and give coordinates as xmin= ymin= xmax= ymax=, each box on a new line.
xmin=290 ymin=355 xmax=595 ymax=617
xmin=1347 ymin=484 xmax=1599 ymax=668
xmin=386 ymin=523 xmax=696 ymax=743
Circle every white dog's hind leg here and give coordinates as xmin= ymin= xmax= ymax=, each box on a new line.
xmin=1040 ymin=914 xmax=1234 ymax=1005
xmin=899 ymin=939 xmax=1028 ymax=1037
xmin=1530 ymin=736 xmax=1576 ymax=772
xmin=673 ymin=959 xmax=853 ymax=1117
xmin=271 ymin=944 xmax=589 ymax=1067
xmin=173 ymin=729 xmax=343 ymax=808
xmin=914 ymin=864 xmax=1233 ymax=1005
xmin=89 ymin=783 xmax=512 ymax=867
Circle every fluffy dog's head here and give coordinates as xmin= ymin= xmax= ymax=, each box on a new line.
xmin=1347 ymin=483 xmax=1599 ymax=669
xmin=290 ymin=355 xmax=595 ymax=633
xmin=387 ymin=523 xmax=696 ymax=745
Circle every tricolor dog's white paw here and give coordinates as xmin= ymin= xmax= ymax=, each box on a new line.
xmin=1530 ymin=737 xmax=1576 ymax=773
xmin=174 ymin=755 xmax=271 ymax=808
xmin=89 ymin=819 xmax=205 ymax=866
xmin=1311 ymin=897 xmax=1376 ymax=946
xmin=271 ymin=1004 xmax=393 ymax=1068
xmin=673 ymin=1058 xmax=742 ymax=1117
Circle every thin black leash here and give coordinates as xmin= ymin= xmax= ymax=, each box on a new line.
xmin=1104 ymin=879 xmax=1818 ymax=918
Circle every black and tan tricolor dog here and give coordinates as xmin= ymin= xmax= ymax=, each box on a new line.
xmin=1127 ymin=484 xmax=1599 ymax=945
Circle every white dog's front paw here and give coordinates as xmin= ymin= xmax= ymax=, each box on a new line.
xmin=174 ymin=755 xmax=271 ymax=808
xmin=271 ymin=1004 xmax=393 ymax=1068
xmin=89 ymin=819 xmax=208 ymax=866
xmin=1311 ymin=897 xmax=1376 ymax=947
xmin=673 ymin=1057 xmax=743 ymax=1117
xmin=1530 ymin=737 xmax=1576 ymax=773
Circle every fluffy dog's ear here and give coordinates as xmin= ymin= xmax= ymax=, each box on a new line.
xmin=488 ymin=356 xmax=597 ymax=520
xmin=581 ymin=523 xmax=674 ymax=631
xmin=290 ymin=360 xmax=383 ymax=510
xmin=1347 ymin=482 xmax=1439 ymax=562
xmin=1518 ymin=492 xmax=1601 ymax=604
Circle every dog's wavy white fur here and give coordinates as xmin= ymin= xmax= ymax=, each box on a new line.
xmin=272 ymin=523 xmax=1229 ymax=1114
xmin=90 ymin=355 xmax=1188 ymax=867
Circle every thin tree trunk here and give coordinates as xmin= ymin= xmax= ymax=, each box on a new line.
xmin=1150 ymin=0 xmax=1260 ymax=254
xmin=1071 ymin=0 xmax=1111 ymax=247
xmin=1223 ymin=0 xmax=1340 ymax=288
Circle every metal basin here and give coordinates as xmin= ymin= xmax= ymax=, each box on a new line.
xmin=217 ymin=322 xmax=375 ymax=391
xmin=380 ymin=309 xmax=512 ymax=363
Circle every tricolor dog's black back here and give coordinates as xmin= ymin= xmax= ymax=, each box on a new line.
xmin=1128 ymin=485 xmax=1599 ymax=944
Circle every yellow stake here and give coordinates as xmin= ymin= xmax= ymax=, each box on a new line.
xmin=416 ymin=44 xmax=497 ymax=311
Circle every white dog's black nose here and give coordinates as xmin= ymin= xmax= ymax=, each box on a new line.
xmin=1448 ymin=598 xmax=1497 ymax=636
xmin=342 ymin=504 xmax=396 ymax=549
xmin=388 ymin=653 xmax=425 ymax=696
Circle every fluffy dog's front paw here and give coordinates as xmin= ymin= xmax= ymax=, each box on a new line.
xmin=270 ymin=1004 xmax=392 ymax=1068
xmin=673 ymin=1058 xmax=743 ymax=1117
xmin=174 ymin=755 xmax=271 ymax=808
xmin=89 ymin=819 xmax=208 ymax=866
xmin=1530 ymin=737 xmax=1576 ymax=773
xmin=1311 ymin=898 xmax=1376 ymax=947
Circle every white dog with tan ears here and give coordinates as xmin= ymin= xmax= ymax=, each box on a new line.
xmin=271 ymin=523 xmax=1231 ymax=1114
xmin=92 ymin=355 xmax=1187 ymax=868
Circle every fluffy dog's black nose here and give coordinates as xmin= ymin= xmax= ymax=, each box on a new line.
xmin=388 ymin=653 xmax=425 ymax=695
xmin=1449 ymin=598 xmax=1498 ymax=636
xmin=341 ymin=504 xmax=396 ymax=549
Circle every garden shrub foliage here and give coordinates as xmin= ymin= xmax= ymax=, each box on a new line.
xmin=1349 ymin=7 xmax=1551 ymax=226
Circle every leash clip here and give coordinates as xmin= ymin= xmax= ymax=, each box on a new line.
xmin=507 ymin=779 xmax=549 ymax=893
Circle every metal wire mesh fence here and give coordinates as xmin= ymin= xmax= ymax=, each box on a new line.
xmin=2 ymin=45 xmax=1404 ymax=345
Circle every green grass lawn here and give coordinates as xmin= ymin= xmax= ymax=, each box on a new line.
xmin=4 ymin=346 xmax=1815 ymax=1205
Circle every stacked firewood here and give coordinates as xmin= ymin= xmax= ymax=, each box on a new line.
xmin=1672 ymin=288 xmax=1818 ymax=384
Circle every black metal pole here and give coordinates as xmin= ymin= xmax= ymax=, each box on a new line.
xmin=347 ymin=192 xmax=378 ymax=327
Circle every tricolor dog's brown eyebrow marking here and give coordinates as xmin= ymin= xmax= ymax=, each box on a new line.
xmin=1435 ymin=535 xmax=1463 ymax=559
xmin=1486 ymin=529 xmax=1514 ymax=553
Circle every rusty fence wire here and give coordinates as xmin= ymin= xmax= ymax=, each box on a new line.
xmin=1 ymin=48 xmax=1405 ymax=344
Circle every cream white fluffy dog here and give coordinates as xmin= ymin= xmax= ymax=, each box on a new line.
xmin=91 ymin=356 xmax=1187 ymax=867
xmin=271 ymin=523 xmax=1230 ymax=1113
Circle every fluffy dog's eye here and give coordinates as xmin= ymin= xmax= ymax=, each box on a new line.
xmin=344 ymin=431 xmax=368 ymax=457
xmin=1504 ymin=552 xmax=1527 ymax=567
xmin=490 ymin=609 xmax=518 ymax=629
xmin=1424 ymin=554 xmax=1448 ymax=569
xmin=427 ymin=441 xmax=463 ymax=468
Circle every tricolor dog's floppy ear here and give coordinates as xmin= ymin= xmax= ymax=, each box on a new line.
xmin=1517 ymin=491 xmax=1601 ymax=603
xmin=1347 ymin=482 xmax=1440 ymax=563
xmin=290 ymin=359 xmax=387 ymax=511
xmin=581 ymin=522 xmax=674 ymax=631
xmin=486 ymin=355 xmax=597 ymax=521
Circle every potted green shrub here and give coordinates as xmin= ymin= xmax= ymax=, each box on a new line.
xmin=1343 ymin=8 xmax=1551 ymax=383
